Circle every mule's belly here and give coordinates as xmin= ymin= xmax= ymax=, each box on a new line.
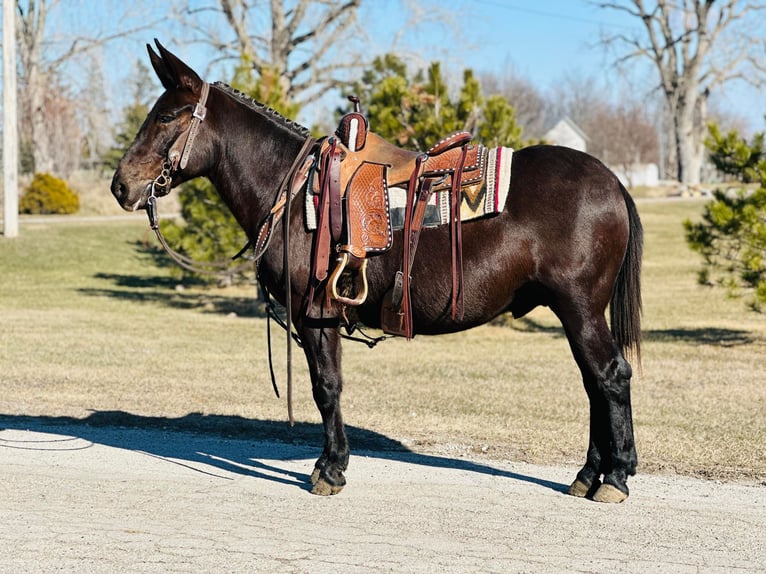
xmin=357 ymin=211 xmax=529 ymax=334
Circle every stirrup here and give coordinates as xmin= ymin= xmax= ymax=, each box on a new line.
xmin=329 ymin=252 xmax=369 ymax=306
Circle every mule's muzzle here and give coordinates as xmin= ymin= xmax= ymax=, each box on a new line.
xmin=110 ymin=172 xmax=129 ymax=206
xmin=110 ymin=171 xmax=151 ymax=212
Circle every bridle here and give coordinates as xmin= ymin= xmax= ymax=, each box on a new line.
xmin=146 ymin=81 xmax=210 ymax=228
xmin=168 ymin=81 xmax=209 ymax=172
xmin=145 ymin=82 xmax=314 ymax=270
xmin=144 ymin=80 xmax=210 ymax=203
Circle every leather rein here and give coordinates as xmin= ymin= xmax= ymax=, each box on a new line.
xmin=145 ymin=81 xmax=317 ymax=426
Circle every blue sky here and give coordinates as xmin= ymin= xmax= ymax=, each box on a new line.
xmin=358 ymin=0 xmax=765 ymax=132
xmin=364 ymin=0 xmax=633 ymax=87
xmin=2 ymin=0 xmax=764 ymax=132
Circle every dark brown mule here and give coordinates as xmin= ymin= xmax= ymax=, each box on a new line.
xmin=112 ymin=41 xmax=642 ymax=502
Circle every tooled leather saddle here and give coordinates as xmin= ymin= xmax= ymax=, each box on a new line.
xmin=309 ymin=97 xmax=490 ymax=339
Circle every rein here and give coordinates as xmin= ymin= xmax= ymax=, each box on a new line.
xmin=144 ymin=82 xmax=318 ymax=425
xmin=263 ymin=135 xmax=317 ymax=427
xmin=146 ymin=189 xmax=253 ymax=278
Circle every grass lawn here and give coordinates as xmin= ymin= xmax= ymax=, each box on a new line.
xmin=1 ymin=198 xmax=764 ymax=482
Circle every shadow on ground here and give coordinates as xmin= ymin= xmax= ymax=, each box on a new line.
xmin=644 ymin=327 xmax=755 ymax=347
xmin=85 ymin=274 xmax=760 ymax=349
xmin=80 ymin=272 xmax=266 ymax=318
xmin=0 ymin=411 xmax=567 ymax=495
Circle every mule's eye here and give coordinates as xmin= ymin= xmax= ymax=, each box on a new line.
xmin=158 ymin=113 xmax=176 ymax=124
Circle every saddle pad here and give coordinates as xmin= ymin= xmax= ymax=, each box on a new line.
xmin=305 ymin=146 xmax=513 ymax=231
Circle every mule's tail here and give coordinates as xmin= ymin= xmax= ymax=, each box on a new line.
xmin=610 ymin=185 xmax=643 ymax=369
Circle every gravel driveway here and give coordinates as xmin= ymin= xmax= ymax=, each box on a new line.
xmin=1 ymin=418 xmax=764 ymax=573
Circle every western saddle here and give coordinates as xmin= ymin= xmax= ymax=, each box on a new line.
xmin=310 ymin=97 xmax=489 ymax=339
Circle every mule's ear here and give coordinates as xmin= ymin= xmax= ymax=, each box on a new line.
xmin=147 ymin=42 xmax=176 ymax=91
xmin=153 ymin=39 xmax=204 ymax=95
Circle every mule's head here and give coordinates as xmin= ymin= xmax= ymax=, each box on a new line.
xmin=111 ymin=40 xmax=210 ymax=211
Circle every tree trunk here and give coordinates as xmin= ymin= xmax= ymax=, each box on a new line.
xmin=599 ymin=1 xmax=765 ymax=187
xmin=676 ymin=132 xmax=703 ymax=185
xmin=29 ymin=71 xmax=54 ymax=174
xmin=672 ymin=89 xmax=708 ymax=185
xmin=16 ymin=0 xmax=55 ymax=175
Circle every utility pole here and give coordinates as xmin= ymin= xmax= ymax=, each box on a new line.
xmin=3 ymin=0 xmax=19 ymax=238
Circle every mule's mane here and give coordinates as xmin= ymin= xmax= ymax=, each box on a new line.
xmin=212 ymin=81 xmax=311 ymax=139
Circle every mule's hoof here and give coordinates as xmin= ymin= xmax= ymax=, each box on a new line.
xmin=568 ymin=478 xmax=600 ymax=498
xmin=592 ymin=483 xmax=628 ymax=503
xmin=311 ymin=478 xmax=344 ymax=496
xmin=310 ymin=467 xmax=321 ymax=486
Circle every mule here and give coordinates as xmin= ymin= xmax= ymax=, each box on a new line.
xmin=112 ymin=41 xmax=642 ymax=503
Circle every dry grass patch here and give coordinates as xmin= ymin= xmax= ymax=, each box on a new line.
xmin=1 ymin=198 xmax=764 ymax=482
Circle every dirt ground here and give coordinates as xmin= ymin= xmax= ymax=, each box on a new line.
xmin=1 ymin=418 xmax=764 ymax=573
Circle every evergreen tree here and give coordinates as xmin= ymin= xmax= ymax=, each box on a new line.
xmin=685 ymin=123 xmax=766 ymax=310
xmin=231 ymin=57 xmax=300 ymax=120
xmin=348 ymin=54 xmax=524 ymax=151
xmin=479 ymin=95 xmax=523 ymax=149
xmin=154 ymin=177 xmax=250 ymax=285
xmin=704 ymin=123 xmax=766 ymax=184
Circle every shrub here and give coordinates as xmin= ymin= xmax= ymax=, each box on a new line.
xmin=20 ymin=173 xmax=80 ymax=215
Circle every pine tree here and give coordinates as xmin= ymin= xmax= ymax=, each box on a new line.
xmin=685 ymin=123 xmax=766 ymax=310
xmin=704 ymin=123 xmax=766 ymax=184
xmin=154 ymin=178 xmax=250 ymax=285
xmin=348 ymin=54 xmax=524 ymax=152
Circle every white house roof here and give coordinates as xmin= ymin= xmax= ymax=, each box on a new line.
xmin=543 ymin=117 xmax=589 ymax=152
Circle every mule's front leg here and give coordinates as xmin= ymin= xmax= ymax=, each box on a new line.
xmin=301 ymin=324 xmax=349 ymax=495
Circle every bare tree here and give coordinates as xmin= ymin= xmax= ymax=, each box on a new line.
xmin=547 ymin=73 xmax=660 ymax=176
xmin=480 ymin=68 xmax=554 ymax=141
xmin=44 ymin=76 xmax=81 ymax=177
xmin=598 ymin=0 xmax=766 ymax=185
xmin=178 ymin=0 xmax=363 ymax=108
xmin=587 ymin=101 xmax=660 ymax=186
xmin=547 ymin=72 xmax=606 ymax=133
xmin=15 ymin=0 xmax=51 ymax=173
xmin=13 ymin=0 xmax=160 ymax=175
xmin=78 ymin=52 xmax=111 ymax=173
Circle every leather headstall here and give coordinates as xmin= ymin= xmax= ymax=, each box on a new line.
xmin=168 ymin=81 xmax=210 ymax=172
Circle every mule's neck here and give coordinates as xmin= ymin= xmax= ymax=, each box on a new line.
xmin=205 ymin=85 xmax=312 ymax=240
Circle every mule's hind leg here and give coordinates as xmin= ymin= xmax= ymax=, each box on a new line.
xmin=554 ymin=302 xmax=637 ymax=503
xmin=300 ymin=324 xmax=349 ymax=495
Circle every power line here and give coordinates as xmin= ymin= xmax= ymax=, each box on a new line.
xmin=472 ymin=0 xmax=637 ymax=30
